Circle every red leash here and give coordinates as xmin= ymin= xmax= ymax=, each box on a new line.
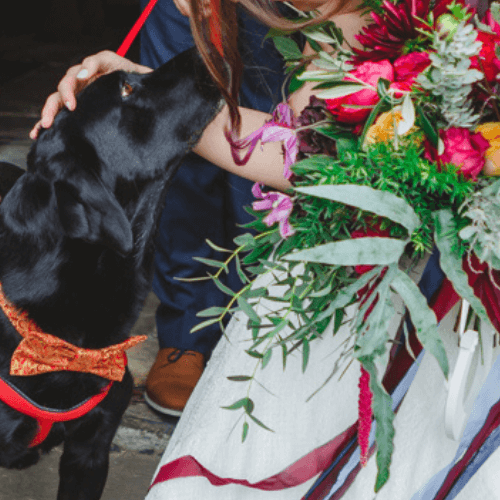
xmin=116 ymin=0 xmax=160 ymax=57
xmin=116 ymin=0 xmax=223 ymax=58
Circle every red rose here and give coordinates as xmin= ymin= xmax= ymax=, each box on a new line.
xmin=471 ymin=31 xmax=500 ymax=82
xmin=394 ymin=52 xmax=431 ymax=85
xmin=439 ymin=127 xmax=490 ymax=180
xmin=325 ymin=60 xmax=394 ymax=124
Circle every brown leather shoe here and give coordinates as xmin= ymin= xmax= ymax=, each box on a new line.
xmin=144 ymin=348 xmax=204 ymax=416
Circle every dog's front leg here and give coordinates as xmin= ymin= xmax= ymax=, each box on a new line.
xmin=57 ymin=372 xmax=134 ymax=500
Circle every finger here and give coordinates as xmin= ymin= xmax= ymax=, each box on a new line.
xmin=57 ymin=70 xmax=81 ymax=111
xmin=40 ymin=93 xmax=64 ymax=129
xmin=29 ymin=120 xmax=43 ymax=140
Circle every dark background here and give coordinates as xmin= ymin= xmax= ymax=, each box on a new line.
xmin=1 ymin=0 xmax=142 ymax=86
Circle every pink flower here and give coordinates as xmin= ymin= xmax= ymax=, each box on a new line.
xmin=393 ymin=52 xmax=431 ymax=85
xmin=252 ymin=183 xmax=295 ymax=238
xmin=358 ymin=365 xmax=373 ymax=467
xmin=325 ymin=60 xmax=404 ymax=124
xmin=229 ymin=103 xmax=297 ymax=180
xmin=439 ymin=127 xmax=490 ymax=180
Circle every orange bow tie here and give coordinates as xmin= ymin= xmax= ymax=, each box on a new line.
xmin=0 ymin=284 xmax=147 ymax=382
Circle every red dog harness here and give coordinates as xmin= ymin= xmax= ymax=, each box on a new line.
xmin=0 ymin=376 xmax=112 ymax=447
xmin=0 ymin=284 xmax=146 ymax=447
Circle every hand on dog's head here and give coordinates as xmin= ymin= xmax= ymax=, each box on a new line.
xmin=2 ymin=48 xmax=223 ymax=258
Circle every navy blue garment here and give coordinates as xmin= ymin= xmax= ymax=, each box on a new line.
xmin=140 ymin=0 xmax=286 ymax=357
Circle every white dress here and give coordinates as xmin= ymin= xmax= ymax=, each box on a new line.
xmin=145 ymin=269 xmax=500 ymax=500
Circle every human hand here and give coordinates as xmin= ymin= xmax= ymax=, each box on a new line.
xmin=30 ymin=50 xmax=152 ymax=139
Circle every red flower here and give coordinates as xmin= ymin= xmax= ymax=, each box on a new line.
xmin=358 ymin=365 xmax=373 ymax=467
xmin=325 ymin=60 xmax=396 ymax=124
xmin=471 ymin=31 xmax=500 ymax=83
xmin=394 ymin=52 xmax=431 ymax=85
xmin=439 ymin=127 xmax=490 ymax=180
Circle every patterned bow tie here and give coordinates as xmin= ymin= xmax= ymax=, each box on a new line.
xmin=0 ymin=283 xmax=147 ymax=382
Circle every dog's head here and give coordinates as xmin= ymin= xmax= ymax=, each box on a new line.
xmin=3 ymin=48 xmax=223 ymax=257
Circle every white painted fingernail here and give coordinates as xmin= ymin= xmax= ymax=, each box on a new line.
xmin=65 ymin=101 xmax=72 ymax=109
xmin=77 ymin=69 xmax=89 ymax=79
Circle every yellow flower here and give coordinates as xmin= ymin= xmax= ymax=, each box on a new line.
xmin=364 ymin=109 xmax=419 ymax=146
xmin=476 ymin=122 xmax=500 ymax=176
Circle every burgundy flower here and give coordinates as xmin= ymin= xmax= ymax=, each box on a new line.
xmin=296 ymin=96 xmax=337 ymax=160
xmin=351 ymin=0 xmax=454 ymax=64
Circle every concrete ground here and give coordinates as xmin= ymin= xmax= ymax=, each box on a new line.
xmin=0 ymin=25 xmax=178 ymax=500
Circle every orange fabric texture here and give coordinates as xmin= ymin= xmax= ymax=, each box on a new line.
xmin=0 ymin=284 xmax=146 ymax=381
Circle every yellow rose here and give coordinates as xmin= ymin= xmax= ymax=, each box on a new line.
xmin=364 ymin=109 xmax=419 ymax=146
xmin=476 ymin=122 xmax=500 ymax=176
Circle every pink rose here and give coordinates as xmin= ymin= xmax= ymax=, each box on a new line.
xmin=394 ymin=52 xmax=431 ymax=86
xmin=325 ymin=60 xmax=395 ymax=124
xmin=439 ymin=127 xmax=490 ymax=180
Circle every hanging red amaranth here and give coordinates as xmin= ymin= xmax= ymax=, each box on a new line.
xmin=358 ymin=365 xmax=373 ymax=467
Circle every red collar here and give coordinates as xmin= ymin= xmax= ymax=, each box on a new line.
xmin=0 ymin=375 xmax=112 ymax=447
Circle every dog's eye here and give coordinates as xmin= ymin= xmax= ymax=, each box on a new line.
xmin=121 ymin=82 xmax=134 ymax=98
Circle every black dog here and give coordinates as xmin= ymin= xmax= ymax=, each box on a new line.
xmin=0 ymin=48 xmax=222 ymax=499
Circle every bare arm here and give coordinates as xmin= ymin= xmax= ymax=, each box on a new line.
xmin=194 ymin=106 xmax=292 ymax=191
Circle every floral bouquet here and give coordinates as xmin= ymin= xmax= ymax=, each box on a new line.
xmin=191 ymin=0 xmax=500 ymax=490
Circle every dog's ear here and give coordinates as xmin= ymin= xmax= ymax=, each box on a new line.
xmin=54 ymin=178 xmax=133 ymax=256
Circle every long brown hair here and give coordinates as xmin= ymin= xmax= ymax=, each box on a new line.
xmin=188 ymin=0 xmax=354 ymax=135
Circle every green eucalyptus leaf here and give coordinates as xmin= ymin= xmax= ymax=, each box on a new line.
xmin=283 ymin=237 xmax=406 ymax=266
xmin=242 ymin=421 xmax=249 ymax=442
xmin=262 ymin=349 xmax=273 ymax=369
xmin=246 ymin=350 xmax=264 ymax=359
xmin=192 ymin=256 xmax=228 ymax=271
xmin=302 ymin=337 xmax=310 ymax=373
xmin=190 ymin=317 xmax=220 ymax=333
xmin=295 ymin=184 xmax=420 ymax=234
xmin=196 ymin=306 xmax=226 ymax=317
xmin=222 ymin=397 xmax=251 ymax=411
xmin=233 ymin=232 xmax=256 ymax=248
xmin=355 ymin=267 xmax=397 ymax=358
xmin=434 ymin=209 xmax=494 ymax=333
xmin=238 ymin=296 xmax=261 ymax=324
xmin=227 ymin=375 xmax=253 ymax=382
xmin=248 ymin=413 xmax=275 ymax=432
xmin=391 ymin=269 xmax=449 ymax=378
xmin=273 ymin=36 xmax=303 ymax=60
xmin=315 ymin=267 xmax=382 ymax=322
xmin=205 ymin=239 xmax=231 ymax=253
xmin=212 ymin=276 xmax=236 ymax=297
xmin=316 ymin=83 xmax=364 ymax=99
